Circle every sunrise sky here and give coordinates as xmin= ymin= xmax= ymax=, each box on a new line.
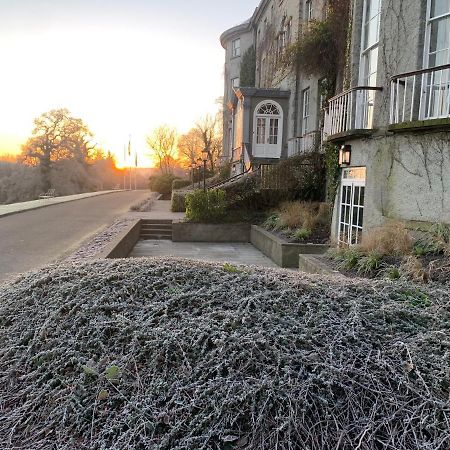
xmin=0 ymin=0 xmax=256 ymax=167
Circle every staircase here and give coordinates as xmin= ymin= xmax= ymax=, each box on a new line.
xmin=140 ymin=219 xmax=173 ymax=240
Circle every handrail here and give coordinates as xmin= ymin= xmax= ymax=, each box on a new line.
xmin=327 ymin=85 xmax=383 ymax=103
xmin=391 ymin=63 xmax=450 ymax=81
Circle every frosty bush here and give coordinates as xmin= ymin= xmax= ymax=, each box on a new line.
xmin=0 ymin=258 xmax=449 ymax=449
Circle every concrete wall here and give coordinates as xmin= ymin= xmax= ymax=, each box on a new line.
xmin=99 ymin=220 xmax=142 ymax=259
xmin=251 ymin=225 xmax=328 ymax=268
xmin=173 ymin=222 xmax=251 ymax=242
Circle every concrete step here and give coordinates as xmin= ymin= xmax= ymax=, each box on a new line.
xmin=141 ymin=234 xmax=173 ymax=240
xmin=141 ymin=219 xmax=173 ymax=225
xmin=141 ymin=226 xmax=173 ymax=232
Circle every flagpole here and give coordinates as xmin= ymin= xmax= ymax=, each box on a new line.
xmin=123 ymin=145 xmax=126 ymax=190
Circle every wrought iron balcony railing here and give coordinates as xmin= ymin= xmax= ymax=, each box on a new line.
xmin=390 ymin=64 xmax=450 ymax=124
xmin=323 ymin=86 xmax=382 ymax=140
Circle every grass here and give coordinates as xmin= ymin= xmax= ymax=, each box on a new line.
xmin=263 ymin=201 xmax=331 ymax=242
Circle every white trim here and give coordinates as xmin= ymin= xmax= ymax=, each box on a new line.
xmin=252 ymin=100 xmax=284 ymax=159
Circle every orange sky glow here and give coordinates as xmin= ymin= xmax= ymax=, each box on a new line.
xmin=0 ymin=1 xmax=256 ymax=168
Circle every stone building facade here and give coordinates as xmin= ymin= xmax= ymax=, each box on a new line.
xmin=221 ymin=0 xmax=449 ymax=243
xmin=220 ymin=0 xmax=327 ymax=174
xmin=324 ymin=0 xmax=450 ymax=244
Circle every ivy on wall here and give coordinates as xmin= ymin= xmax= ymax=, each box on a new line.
xmin=240 ymin=46 xmax=256 ymax=87
xmin=278 ymin=0 xmax=351 ymax=97
xmin=323 ymin=142 xmax=341 ymax=203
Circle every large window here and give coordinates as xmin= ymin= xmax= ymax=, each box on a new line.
xmin=422 ymin=0 xmax=450 ymax=118
xmin=359 ymin=0 xmax=382 ymax=127
xmin=302 ymin=88 xmax=310 ymax=134
xmin=232 ymin=39 xmax=241 ymax=58
xmin=304 ymin=0 xmax=313 ymax=21
xmin=339 ymin=168 xmax=366 ymax=246
xmin=253 ymin=101 xmax=283 ymax=158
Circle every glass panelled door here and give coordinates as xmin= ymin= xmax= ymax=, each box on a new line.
xmin=423 ymin=0 xmax=450 ymax=119
xmin=339 ymin=168 xmax=366 ymax=246
xmin=253 ymin=101 xmax=283 ymax=158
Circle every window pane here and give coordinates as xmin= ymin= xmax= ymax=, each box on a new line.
xmin=257 ymin=118 xmax=266 ymax=144
xmin=269 ymin=118 xmax=279 ymax=144
xmin=431 ymin=0 xmax=450 ymax=17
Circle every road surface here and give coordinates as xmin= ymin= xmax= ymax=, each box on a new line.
xmin=0 ymin=190 xmax=150 ymax=283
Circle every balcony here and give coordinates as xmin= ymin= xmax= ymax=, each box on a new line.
xmin=287 ymin=131 xmax=321 ymax=157
xmin=390 ymin=64 xmax=450 ymax=131
xmin=323 ymin=86 xmax=382 ymax=141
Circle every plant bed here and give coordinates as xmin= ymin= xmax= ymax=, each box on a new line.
xmin=251 ymin=225 xmax=329 ymax=268
xmin=1 ymin=258 xmax=449 ymax=449
xmin=326 ymin=222 xmax=450 ymax=285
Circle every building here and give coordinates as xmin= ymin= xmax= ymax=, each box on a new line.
xmin=221 ymin=0 xmax=449 ymax=245
xmin=324 ymin=0 xmax=450 ymax=244
xmin=220 ymin=0 xmax=327 ymax=175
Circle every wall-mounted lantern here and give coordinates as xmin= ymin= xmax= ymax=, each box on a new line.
xmin=339 ymin=145 xmax=352 ymax=166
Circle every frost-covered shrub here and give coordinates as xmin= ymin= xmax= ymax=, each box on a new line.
xmin=185 ymin=189 xmax=226 ymax=222
xmin=0 ymin=258 xmax=448 ymax=449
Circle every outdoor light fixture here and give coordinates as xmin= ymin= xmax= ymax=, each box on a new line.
xmin=339 ymin=145 xmax=352 ymax=166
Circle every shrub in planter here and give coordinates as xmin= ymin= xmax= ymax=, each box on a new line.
xmin=185 ymin=189 xmax=227 ymax=223
xmin=171 ymin=190 xmax=188 ymax=212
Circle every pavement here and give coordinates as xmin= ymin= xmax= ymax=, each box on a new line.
xmin=129 ymin=200 xmax=185 ymax=221
xmin=0 ymin=190 xmax=150 ymax=283
xmin=129 ymin=240 xmax=278 ymax=268
xmin=0 ymin=190 xmax=124 ymax=218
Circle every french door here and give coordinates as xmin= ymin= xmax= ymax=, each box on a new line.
xmin=339 ymin=168 xmax=366 ymax=246
xmin=253 ymin=101 xmax=283 ymax=158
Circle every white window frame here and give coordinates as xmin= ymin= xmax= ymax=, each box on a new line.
xmin=338 ymin=167 xmax=367 ymax=246
xmin=232 ymin=38 xmax=241 ymax=58
xmin=305 ymin=0 xmax=313 ymax=21
xmin=358 ymin=0 xmax=382 ymax=128
xmin=302 ymin=88 xmax=310 ymax=134
xmin=253 ymin=100 xmax=284 ymax=158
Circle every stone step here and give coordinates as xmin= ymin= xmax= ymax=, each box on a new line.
xmin=141 ymin=226 xmax=173 ymax=232
xmin=141 ymin=234 xmax=173 ymax=240
xmin=141 ymin=219 xmax=173 ymax=225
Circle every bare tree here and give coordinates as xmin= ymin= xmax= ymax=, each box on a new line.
xmin=196 ymin=114 xmax=223 ymax=172
xmin=177 ymin=128 xmax=203 ymax=168
xmin=146 ymin=125 xmax=178 ymax=175
xmin=21 ymin=108 xmax=95 ymax=190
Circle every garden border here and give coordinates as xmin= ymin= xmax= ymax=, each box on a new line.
xmin=251 ymin=225 xmax=329 ymax=268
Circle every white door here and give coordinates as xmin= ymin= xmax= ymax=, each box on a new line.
xmin=339 ymin=167 xmax=366 ymax=246
xmin=253 ymin=101 xmax=283 ymax=158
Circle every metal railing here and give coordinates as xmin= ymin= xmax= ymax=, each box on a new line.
xmin=323 ymin=86 xmax=382 ymax=139
xmin=287 ymin=131 xmax=321 ymax=157
xmin=390 ymin=64 xmax=450 ymax=124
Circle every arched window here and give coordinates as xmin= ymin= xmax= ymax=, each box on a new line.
xmin=253 ymin=100 xmax=283 ymax=158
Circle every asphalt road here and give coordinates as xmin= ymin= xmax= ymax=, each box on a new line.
xmin=0 ymin=190 xmax=150 ymax=283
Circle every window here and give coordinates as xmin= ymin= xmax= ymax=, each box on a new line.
xmin=359 ymin=0 xmax=382 ymax=127
xmin=305 ymin=0 xmax=313 ymax=21
xmin=423 ymin=0 xmax=450 ymax=118
xmin=231 ymin=77 xmax=240 ymax=88
xmin=302 ymin=88 xmax=310 ymax=134
xmin=253 ymin=101 xmax=283 ymax=158
xmin=339 ymin=168 xmax=366 ymax=246
xmin=232 ymin=39 xmax=241 ymax=57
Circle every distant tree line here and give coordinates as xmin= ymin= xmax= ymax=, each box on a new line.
xmin=0 ymin=108 xmax=124 ymax=205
